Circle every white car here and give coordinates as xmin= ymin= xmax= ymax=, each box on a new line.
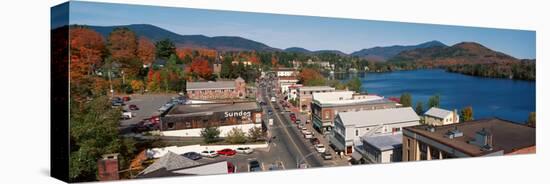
xmin=314 ymin=144 xmax=326 ymax=153
xmin=200 ymin=150 xmax=218 ymax=158
xmin=303 ymin=131 xmax=313 ymax=139
xmin=300 ymin=127 xmax=308 ymax=134
xmin=236 ymin=147 xmax=254 ymax=154
xmin=121 ymin=111 xmax=135 ymax=119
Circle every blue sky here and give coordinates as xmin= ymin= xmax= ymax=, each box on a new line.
xmin=66 ymin=1 xmax=536 ymax=59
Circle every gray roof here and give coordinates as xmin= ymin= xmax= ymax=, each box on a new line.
xmin=298 ymin=86 xmax=335 ymax=92
xmin=362 ymin=134 xmax=403 ymax=151
xmin=338 ymin=107 xmax=420 ymax=127
xmin=424 ymin=107 xmax=452 ymax=119
xmin=141 ymin=151 xmax=200 ymax=175
xmin=187 ymin=81 xmax=235 ymax=90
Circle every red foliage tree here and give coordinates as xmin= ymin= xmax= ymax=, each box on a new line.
xmin=107 ymin=28 xmax=140 ymax=77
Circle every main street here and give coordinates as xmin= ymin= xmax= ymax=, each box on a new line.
xmin=259 ymin=75 xmax=324 ymax=169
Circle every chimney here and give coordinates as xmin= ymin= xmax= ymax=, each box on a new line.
xmin=453 ymin=109 xmax=458 ymax=123
xmin=97 ymin=153 xmax=120 ymax=181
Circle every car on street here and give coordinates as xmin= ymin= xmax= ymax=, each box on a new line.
xmin=304 ymin=131 xmax=313 ymax=139
xmin=271 ymin=97 xmax=276 ymax=102
xmin=217 ymin=148 xmax=237 ymax=156
xmin=200 ymin=150 xmax=218 ymax=158
xmin=267 ymin=162 xmax=284 ymax=170
xmin=267 ymin=109 xmax=273 ymax=116
xmin=295 ymin=119 xmax=301 ymax=124
xmin=310 ymin=138 xmax=320 ymax=145
xmin=314 ymin=144 xmax=326 ymax=153
xmin=122 ymin=96 xmax=131 ymax=101
xmin=236 ymin=147 xmax=253 ymax=154
xmin=298 ymin=163 xmax=309 ymax=169
xmin=248 ymin=159 xmax=262 ymax=172
xmin=300 ymin=127 xmax=308 ymax=134
xmin=181 ymin=152 xmax=202 ymax=160
xmin=321 ymin=152 xmax=333 ymax=160
xmin=121 ymin=110 xmax=135 ymax=120
xmin=128 ymin=104 xmax=139 ymax=111
xmin=111 ymin=97 xmax=124 ymax=106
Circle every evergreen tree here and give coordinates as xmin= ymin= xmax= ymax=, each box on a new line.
xmin=415 ymin=101 xmax=424 ymax=115
xmin=400 ymin=92 xmax=413 ymax=107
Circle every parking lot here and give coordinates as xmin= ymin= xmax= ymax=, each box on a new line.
xmin=118 ymin=93 xmax=175 ymax=130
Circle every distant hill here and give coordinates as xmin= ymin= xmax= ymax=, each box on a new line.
xmin=85 ymin=24 xmax=278 ymax=52
xmin=284 ymin=47 xmax=312 ymax=53
xmin=389 ymin=42 xmax=520 ymax=64
xmin=351 ymin=40 xmax=447 ymax=61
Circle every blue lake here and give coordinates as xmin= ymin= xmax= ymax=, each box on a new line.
xmin=336 ymin=69 xmax=535 ymax=123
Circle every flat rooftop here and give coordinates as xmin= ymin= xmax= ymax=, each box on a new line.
xmin=362 ymin=134 xmax=403 ymax=151
xmin=187 ymin=81 xmax=235 ymax=90
xmin=298 ymin=86 xmax=336 ymax=91
xmin=338 ymin=107 xmax=420 ymax=127
xmin=166 ymin=101 xmax=260 ymax=117
xmin=404 ymin=118 xmax=536 ymax=156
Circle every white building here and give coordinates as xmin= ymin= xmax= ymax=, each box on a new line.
xmin=276 ymin=68 xmax=297 ymax=77
xmin=278 ymin=76 xmax=299 ymax=95
xmin=353 ymin=134 xmax=403 ymax=164
xmin=423 ymin=107 xmax=459 ymax=126
xmin=331 ymin=107 xmax=420 ymax=154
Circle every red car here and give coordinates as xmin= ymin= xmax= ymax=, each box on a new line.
xmin=217 ymin=148 xmax=237 ymax=156
xmin=122 ymin=96 xmax=131 ymax=101
xmin=129 ymin=104 xmax=139 ymax=111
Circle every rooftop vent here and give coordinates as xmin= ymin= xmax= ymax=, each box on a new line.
xmin=445 ymin=127 xmax=463 ymax=139
xmin=426 ymin=126 xmax=436 ymax=132
xmin=470 ymin=128 xmax=493 ymax=151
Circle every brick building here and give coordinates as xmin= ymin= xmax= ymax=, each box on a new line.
xmin=186 ymin=77 xmax=246 ymax=100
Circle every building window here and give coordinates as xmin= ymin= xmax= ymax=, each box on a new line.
xmin=185 ymin=122 xmax=191 ymax=128
xmin=355 ymin=129 xmax=359 ymax=136
xmin=167 ymin=122 xmax=174 ymax=129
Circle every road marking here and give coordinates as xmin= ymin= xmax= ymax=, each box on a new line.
xmin=264 ymin=88 xmax=309 ymax=167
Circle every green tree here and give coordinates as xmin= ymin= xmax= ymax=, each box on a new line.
xmin=526 ymin=112 xmax=536 ymax=128
xmin=400 ymin=92 xmax=413 ymax=107
xmin=248 ymin=126 xmax=265 ymax=142
xmin=200 ymin=126 xmax=221 ymax=144
xmin=220 ymin=56 xmax=234 ymax=78
xmin=428 ymin=94 xmax=440 ymax=108
xmin=226 ymin=127 xmax=247 ymax=144
xmin=69 ymin=96 xmax=135 ymax=181
xmin=460 ymin=106 xmax=474 ymax=122
xmin=346 ymin=76 xmax=362 ymax=92
xmin=155 ymin=38 xmax=176 ymax=59
xmin=415 ymin=101 xmax=424 ymax=115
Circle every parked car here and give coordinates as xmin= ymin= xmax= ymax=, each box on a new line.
xmin=236 ymin=147 xmax=253 ymax=154
xmin=129 ymin=104 xmax=139 ymax=111
xmin=268 ymin=162 xmax=284 ymax=170
xmin=300 ymin=127 xmax=309 ymax=134
xmin=111 ymin=97 xmax=124 ymax=106
xmin=298 ymin=163 xmax=309 ymax=169
xmin=200 ymin=150 xmax=218 ymax=158
xmin=217 ymin=148 xmax=237 ymax=156
xmin=248 ymin=159 xmax=262 ymax=172
xmin=267 ymin=110 xmax=273 ymax=116
xmin=181 ymin=152 xmax=202 ymax=160
xmin=304 ymin=131 xmax=313 ymax=139
xmin=122 ymin=96 xmax=131 ymax=101
xmin=227 ymin=162 xmax=236 ymax=173
xmin=321 ymin=152 xmax=333 ymax=160
xmin=295 ymin=119 xmax=302 ymax=125
xmin=314 ymin=144 xmax=326 ymax=153
xmin=121 ymin=110 xmax=135 ymax=120
xmin=310 ymin=138 xmax=320 ymax=145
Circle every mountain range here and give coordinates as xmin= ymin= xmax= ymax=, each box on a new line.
xmin=82 ymin=24 xmax=527 ymax=62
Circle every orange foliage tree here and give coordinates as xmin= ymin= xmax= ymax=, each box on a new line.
xmin=189 ymin=58 xmax=213 ymax=80
xmin=107 ymin=27 xmax=140 ymax=77
xmin=299 ymin=68 xmax=326 ymax=86
xmin=69 ymin=27 xmax=105 ymax=84
xmin=137 ymin=37 xmax=155 ymax=66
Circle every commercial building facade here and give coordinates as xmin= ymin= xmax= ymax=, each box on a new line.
xmin=402 ymin=118 xmax=536 ymax=161
xmin=354 ymin=134 xmax=403 ymax=164
xmin=296 ymin=86 xmax=336 ymax=112
xmin=186 ymin=77 xmax=246 ymax=100
xmin=312 ymin=91 xmax=398 ymax=133
xmin=331 ymin=107 xmax=420 ymax=155
xmin=160 ymin=101 xmax=263 ymax=137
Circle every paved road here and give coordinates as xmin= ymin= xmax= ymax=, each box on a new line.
xmin=261 ymin=79 xmax=324 ymax=169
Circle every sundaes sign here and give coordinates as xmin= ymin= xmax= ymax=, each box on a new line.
xmin=224 ymin=111 xmax=252 ymax=118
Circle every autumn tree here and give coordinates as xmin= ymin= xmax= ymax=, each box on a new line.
xmin=69 ymin=27 xmax=105 ymax=87
xmin=155 ymin=39 xmax=176 ymax=59
xmin=400 ymin=92 xmax=413 ymax=107
xmin=137 ymin=36 xmax=155 ymax=66
xmin=460 ymin=106 xmax=474 ymax=122
xmin=107 ymin=27 xmax=141 ymax=77
xmin=299 ymin=68 xmax=326 ymax=86
xmin=189 ymin=58 xmax=213 ymax=80
xmin=201 ymin=126 xmax=221 ymax=144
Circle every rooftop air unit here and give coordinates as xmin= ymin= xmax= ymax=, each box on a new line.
xmin=445 ymin=127 xmax=463 ymax=139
